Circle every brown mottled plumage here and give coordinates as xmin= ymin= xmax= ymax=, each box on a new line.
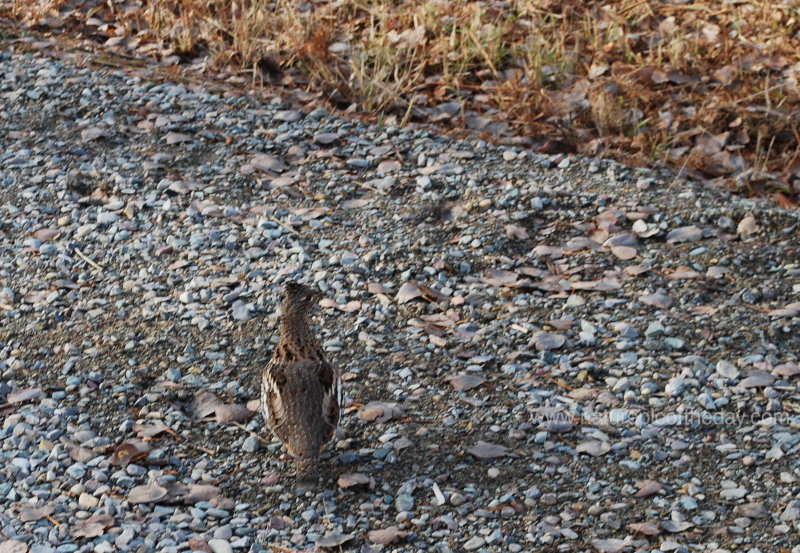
xmin=261 ymin=282 xmax=341 ymax=487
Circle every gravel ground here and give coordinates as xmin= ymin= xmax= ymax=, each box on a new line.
xmin=1 ymin=46 xmax=800 ymax=553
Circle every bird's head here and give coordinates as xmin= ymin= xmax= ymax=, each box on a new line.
xmin=281 ymin=282 xmax=321 ymax=316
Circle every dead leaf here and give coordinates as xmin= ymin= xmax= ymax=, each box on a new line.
xmin=640 ymin=292 xmax=673 ymax=308
xmin=773 ymin=363 xmax=799 ymax=378
xmin=482 ymin=269 xmax=519 ymax=287
xmin=565 ymin=236 xmax=602 ymax=252
xmin=570 ymin=278 xmax=623 ymax=291
xmin=531 ymin=331 xmax=566 ymax=350
xmin=712 ymin=65 xmax=735 ymax=85
xmin=396 ymin=281 xmax=425 ymax=303
xmin=128 ymin=484 xmax=168 ymax=504
xmin=0 ymin=540 xmax=28 ymax=553
xmin=767 ymin=302 xmax=800 ymax=317
xmin=165 ymin=132 xmax=192 ymax=144
xmin=739 ymin=371 xmax=776 ymax=388
xmin=33 ymin=228 xmax=60 ymax=242
xmin=706 ymin=266 xmax=729 ymax=279
xmin=72 ymin=513 xmax=114 ymax=538
xmin=377 ymin=160 xmax=402 ymax=173
xmin=367 ymin=527 xmax=409 ymax=545
xmin=505 ymin=224 xmax=529 ymax=240
xmin=292 ymin=207 xmax=327 ymax=219
xmin=316 ymin=533 xmax=355 ymax=549
xmin=603 ymin=231 xmax=638 ymax=248
xmin=737 ymin=215 xmax=758 ymax=236
xmin=662 ymin=520 xmax=693 ymax=532
xmin=214 ymin=404 xmax=252 ymax=424
xmin=567 ymin=387 xmax=598 ymax=400
xmin=576 ymin=440 xmax=610 ymax=457
xmin=165 ymin=483 xmax=223 ymax=505
xmin=408 ymin=312 xmax=459 ymax=336
xmin=250 ymin=153 xmax=287 ymax=173
xmin=341 ymin=198 xmax=371 ymax=209
xmin=467 ymin=441 xmax=508 ymax=460
xmin=135 ymin=422 xmax=174 ymax=439
xmin=445 ymin=374 xmax=486 ymax=391
xmin=395 ymin=282 xmax=444 ymax=304
xmin=701 ymin=22 xmax=720 ymax=42
xmin=635 ymin=479 xmax=663 ymax=498
xmin=631 ymin=219 xmax=659 ymax=237
xmin=666 ymin=225 xmax=703 ymax=243
xmin=367 ymin=282 xmax=394 ymax=295
xmin=81 ymin=127 xmax=109 ymax=142
xmin=313 ymin=132 xmax=339 ymax=145
xmin=19 ymin=504 xmax=54 ymax=522
xmin=628 ymin=522 xmax=661 ymax=536
xmin=246 ymin=398 xmax=261 ymax=411
xmin=68 ymin=447 xmax=94 ymax=463
xmin=22 ymin=291 xmax=47 ymax=304
xmin=533 ymin=245 xmax=566 ymax=257
xmin=274 ymin=110 xmax=302 ymax=122
xmin=387 ymin=25 xmax=426 ymax=48
xmin=590 ymin=538 xmax=630 ymax=553
xmin=319 ymin=298 xmax=361 ymax=312
xmin=111 ymin=440 xmax=151 ymax=466
xmin=189 ymin=391 xmax=224 ymax=419
xmin=337 ymin=473 xmax=371 ymax=489
xmin=7 ymin=387 xmax=42 ymax=404
xmin=588 ymin=62 xmax=609 ymax=79
xmin=610 ymin=246 xmax=637 ymax=260
xmin=52 ymin=279 xmax=79 ymax=289
xmin=187 ymin=539 xmax=212 ymax=553
xmin=664 ymin=266 xmax=702 ymax=280
xmin=357 ymin=401 xmax=407 ymax=423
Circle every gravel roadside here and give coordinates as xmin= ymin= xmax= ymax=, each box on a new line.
xmin=1 ymin=47 xmax=800 ymax=553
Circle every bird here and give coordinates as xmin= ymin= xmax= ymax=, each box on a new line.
xmin=260 ymin=282 xmax=341 ymax=488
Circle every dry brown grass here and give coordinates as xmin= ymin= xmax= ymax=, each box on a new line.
xmin=5 ymin=0 xmax=800 ymax=202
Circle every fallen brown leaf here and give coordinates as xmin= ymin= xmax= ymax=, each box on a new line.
xmin=337 ymin=473 xmax=371 ymax=489
xmin=367 ymin=527 xmax=409 ymax=545
xmin=357 ymin=401 xmax=407 ymax=423
xmin=466 ymin=441 xmax=507 ymax=460
xmin=445 ymin=374 xmax=486 ymax=391
xmin=72 ymin=514 xmax=114 ymax=538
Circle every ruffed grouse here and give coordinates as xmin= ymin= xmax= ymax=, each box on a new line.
xmin=261 ymin=282 xmax=341 ymax=487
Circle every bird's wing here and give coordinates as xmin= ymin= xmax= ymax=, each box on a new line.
xmin=316 ymin=359 xmax=341 ymax=433
xmin=261 ymin=359 xmax=340 ymax=436
xmin=261 ymin=361 xmax=288 ymax=430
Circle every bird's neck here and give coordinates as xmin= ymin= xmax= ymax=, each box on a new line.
xmin=277 ymin=311 xmax=321 ymax=361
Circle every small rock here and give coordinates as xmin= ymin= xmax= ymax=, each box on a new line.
xmin=207 ymin=539 xmax=233 ymax=553
xmin=242 ymin=436 xmax=260 ymax=453
xmin=716 ymin=360 xmax=739 ymax=379
xmin=78 ymin=493 xmax=99 ymax=508
xmin=463 ymin=537 xmax=485 ymax=550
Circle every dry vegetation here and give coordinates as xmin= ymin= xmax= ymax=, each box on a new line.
xmin=5 ymin=0 xmax=800 ymax=203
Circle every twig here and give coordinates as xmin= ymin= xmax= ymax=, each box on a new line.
xmin=186 ymin=442 xmax=217 ymax=456
xmin=744 ymin=303 xmax=772 ymax=313
xmin=356 ymin=180 xmax=388 ymax=195
xmin=669 ymin=154 xmax=692 ymax=189
xmin=45 ymin=514 xmax=63 ymax=530
xmin=400 ymin=93 xmax=417 ymax=129
xmin=268 ymin=546 xmax=322 ymax=553
xmin=74 ymin=247 xmax=104 ymax=271
xmin=268 ymin=215 xmax=300 ymax=236
xmin=231 ymin=421 xmax=271 ymax=445
xmin=543 ymin=374 xmax=574 ymax=391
